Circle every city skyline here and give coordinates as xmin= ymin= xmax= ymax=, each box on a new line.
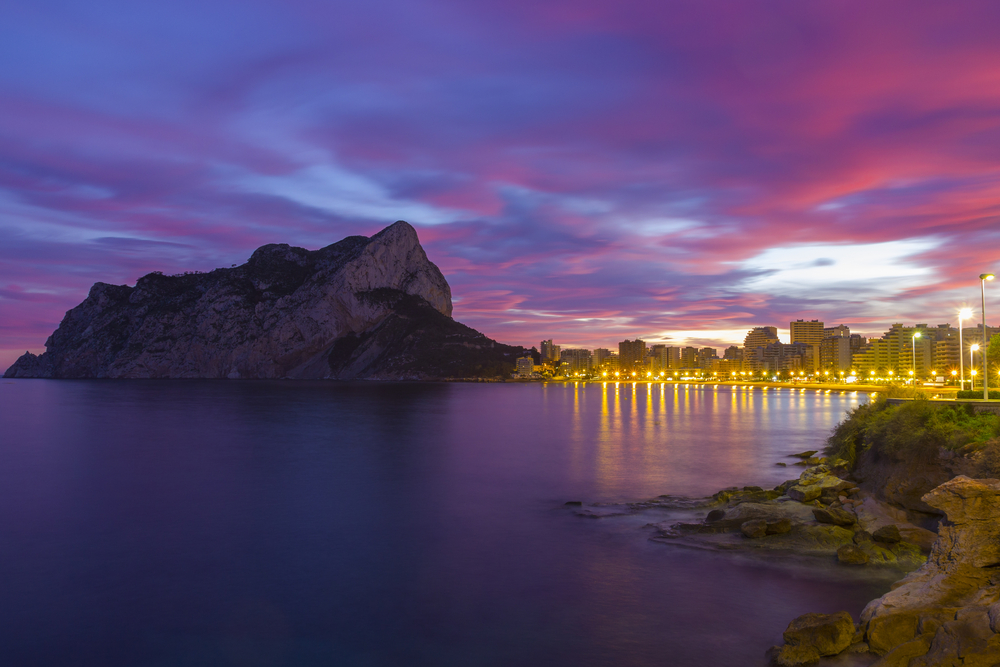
xmin=4 ymin=1 xmax=1000 ymax=369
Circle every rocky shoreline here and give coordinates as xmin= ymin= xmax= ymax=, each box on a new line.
xmin=571 ymin=450 xmax=1000 ymax=665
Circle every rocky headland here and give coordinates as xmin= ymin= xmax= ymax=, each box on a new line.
xmin=5 ymin=220 xmax=526 ymax=380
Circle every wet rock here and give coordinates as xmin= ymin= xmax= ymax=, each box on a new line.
xmin=872 ymin=524 xmax=901 ymax=544
xmin=766 ymin=518 xmax=793 ymax=535
xmin=741 ymin=519 xmax=768 ymax=538
xmin=788 ymin=485 xmax=822 ymax=503
xmin=705 ymin=509 xmax=725 ymax=522
xmin=771 ymin=643 xmax=820 ymax=666
xmin=781 ymin=611 xmax=855 ymax=657
xmin=853 ymin=530 xmax=873 ymax=544
xmin=813 ymin=507 xmax=857 ymax=527
xmin=837 ymin=544 xmax=870 ymax=565
xmin=776 ymin=462 xmax=787 ymax=467
xmin=791 ymin=450 xmax=818 ymax=459
xmin=853 ymin=495 xmax=937 ymax=552
xmin=564 ymin=501 xmax=582 ymax=506
xmin=769 ymin=612 xmax=857 ymax=665
xmin=819 ymin=488 xmax=841 ymax=505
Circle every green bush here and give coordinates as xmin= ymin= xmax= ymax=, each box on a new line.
xmin=825 ymin=396 xmax=1000 ymax=469
xmin=956 ymin=390 xmax=1000 ymax=400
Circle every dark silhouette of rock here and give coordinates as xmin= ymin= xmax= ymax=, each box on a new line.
xmin=5 ymin=221 xmax=526 ymax=380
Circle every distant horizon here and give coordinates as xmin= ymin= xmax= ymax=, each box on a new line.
xmin=3 ymin=1 xmax=1000 ymax=368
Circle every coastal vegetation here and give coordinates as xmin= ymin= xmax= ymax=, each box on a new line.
xmin=826 ymin=387 xmax=1000 ymax=472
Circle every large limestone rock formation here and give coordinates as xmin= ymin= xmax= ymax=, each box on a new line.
xmin=5 ymin=221 xmax=524 ymax=380
xmin=859 ymin=476 xmax=1000 ymax=664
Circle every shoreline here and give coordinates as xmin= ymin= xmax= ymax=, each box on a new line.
xmin=515 ymin=378 xmax=959 ymax=397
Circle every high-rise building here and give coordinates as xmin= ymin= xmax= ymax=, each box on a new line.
xmin=540 ymin=340 xmax=561 ymax=364
xmin=593 ymin=348 xmax=613 ymax=369
xmin=560 ymin=348 xmax=592 ymax=374
xmin=516 ymin=357 xmax=535 ymax=377
xmin=618 ymin=339 xmax=646 ymax=373
xmin=824 ymin=325 xmax=850 ymax=338
xmin=851 ymin=324 xmax=932 ymax=375
xmin=820 ymin=336 xmax=852 ymax=372
xmin=680 ymin=346 xmax=698 ymax=368
xmin=790 ymin=320 xmax=825 ymax=346
xmin=744 ymin=326 xmax=780 ymax=351
xmin=698 ymin=347 xmax=719 ymax=369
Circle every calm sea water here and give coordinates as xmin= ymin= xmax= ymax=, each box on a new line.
xmin=0 ymin=380 xmax=891 ymax=667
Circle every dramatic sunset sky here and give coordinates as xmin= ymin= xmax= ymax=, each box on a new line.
xmin=3 ymin=0 xmax=1000 ymax=367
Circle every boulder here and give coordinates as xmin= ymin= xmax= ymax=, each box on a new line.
xmin=837 ymin=544 xmax=870 ymax=565
xmin=872 ymin=525 xmax=901 ymax=544
xmin=766 ymin=518 xmax=793 ymax=535
xmin=782 ymin=611 xmax=855 ymax=657
xmin=853 ymin=530 xmax=873 ymax=544
xmin=922 ymin=476 xmax=1000 ymax=568
xmin=791 ymin=450 xmax=819 ymax=459
xmin=741 ymin=519 xmax=768 ymax=538
xmin=705 ymin=509 xmax=726 ymax=522
xmin=787 ymin=485 xmax=822 ymax=503
xmin=813 ymin=507 xmax=857 ymax=527
xmin=771 ymin=643 xmax=820 ymax=667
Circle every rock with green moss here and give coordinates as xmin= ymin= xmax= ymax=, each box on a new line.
xmin=769 ymin=611 xmax=855 ymax=666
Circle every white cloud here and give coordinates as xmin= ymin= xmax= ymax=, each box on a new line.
xmin=739 ymin=238 xmax=937 ymax=295
xmin=235 ymin=163 xmax=467 ymax=225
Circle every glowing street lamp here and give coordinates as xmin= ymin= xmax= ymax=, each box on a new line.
xmin=971 ymin=344 xmax=980 ymax=391
xmin=912 ymin=331 xmax=922 ymax=383
xmin=981 ymin=273 xmax=995 ymax=399
xmin=959 ymin=308 xmax=973 ymax=390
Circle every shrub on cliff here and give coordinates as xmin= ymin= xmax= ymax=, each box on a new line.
xmin=826 ymin=394 xmax=1000 ymax=470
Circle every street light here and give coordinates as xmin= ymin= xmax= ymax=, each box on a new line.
xmin=959 ymin=308 xmax=973 ymax=390
xmin=981 ymin=273 xmax=995 ymax=399
xmin=971 ymin=344 xmax=980 ymax=391
xmin=912 ymin=331 xmax=921 ymax=384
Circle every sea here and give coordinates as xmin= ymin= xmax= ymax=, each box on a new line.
xmin=0 ymin=380 xmax=897 ymax=667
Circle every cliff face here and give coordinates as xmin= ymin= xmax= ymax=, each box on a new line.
xmin=5 ymin=221 xmax=524 ymax=380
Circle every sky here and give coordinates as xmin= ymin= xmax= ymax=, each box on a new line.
xmin=3 ymin=0 xmax=1000 ymax=367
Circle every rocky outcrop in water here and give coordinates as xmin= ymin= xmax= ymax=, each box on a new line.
xmin=647 ymin=464 xmax=929 ymax=569
xmin=5 ymin=221 xmax=525 ymax=380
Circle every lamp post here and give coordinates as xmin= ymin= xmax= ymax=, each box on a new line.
xmin=981 ymin=273 xmax=995 ymax=399
xmin=971 ymin=344 xmax=980 ymax=391
xmin=959 ymin=308 xmax=972 ymax=390
xmin=912 ymin=331 xmax=921 ymax=384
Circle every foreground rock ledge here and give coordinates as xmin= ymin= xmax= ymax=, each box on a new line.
xmin=770 ymin=475 xmax=1000 ymax=666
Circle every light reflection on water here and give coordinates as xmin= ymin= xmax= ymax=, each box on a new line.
xmin=0 ymin=380 xmax=878 ymax=667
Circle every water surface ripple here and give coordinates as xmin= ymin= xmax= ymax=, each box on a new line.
xmin=0 ymin=380 xmax=890 ymax=666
